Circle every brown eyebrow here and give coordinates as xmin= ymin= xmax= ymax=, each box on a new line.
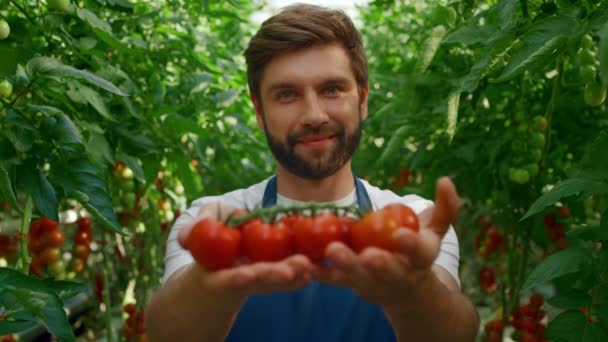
xmin=265 ymin=77 xmax=352 ymax=93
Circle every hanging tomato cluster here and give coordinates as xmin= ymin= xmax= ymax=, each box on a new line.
xmin=183 ymin=203 xmax=419 ymax=270
xmin=476 ymin=215 xmax=506 ymax=259
xmin=27 ymin=217 xmax=65 ymax=277
xmin=482 ymin=318 xmax=504 ymax=342
xmin=121 ymin=303 xmax=146 ymax=342
xmin=0 ymin=233 xmax=18 ymax=264
xmin=511 ymin=294 xmax=547 ymax=342
xmin=543 ymin=206 xmax=570 ymax=251
xmin=71 ymin=217 xmax=93 ymax=274
xmin=479 ymin=266 xmax=497 ymax=294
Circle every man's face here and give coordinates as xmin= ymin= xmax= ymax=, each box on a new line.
xmin=253 ymin=43 xmax=369 ymax=180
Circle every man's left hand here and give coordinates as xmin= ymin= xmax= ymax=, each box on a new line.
xmin=315 ymin=176 xmax=461 ymax=309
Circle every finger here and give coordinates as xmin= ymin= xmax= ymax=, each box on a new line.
xmin=394 ymin=228 xmax=440 ymax=269
xmin=359 ymin=247 xmax=408 ymax=283
xmin=428 ymin=177 xmax=461 ymax=236
xmin=321 ymin=242 xmax=372 ymax=287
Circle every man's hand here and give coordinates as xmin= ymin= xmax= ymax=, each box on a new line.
xmin=176 ymin=203 xmax=316 ymax=299
xmin=315 ymin=176 xmax=461 ymax=308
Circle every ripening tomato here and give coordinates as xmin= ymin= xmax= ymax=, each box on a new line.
xmin=75 ymin=231 xmax=91 ymax=245
xmin=78 ymin=217 xmax=92 ymax=234
xmin=186 ymin=218 xmax=241 ymax=271
xmin=241 ymin=219 xmax=293 ymax=262
xmin=293 ymin=213 xmax=345 ymax=263
xmin=73 ymin=244 xmax=90 ymax=259
xmin=529 ymin=293 xmax=544 ymax=308
xmin=350 ymin=203 xmax=419 ymax=253
xmin=40 ymin=217 xmax=60 ymax=232
xmin=40 ymin=247 xmax=61 ymax=265
xmin=46 ymin=229 xmax=65 ymax=247
xmin=29 ymin=219 xmax=44 ymax=238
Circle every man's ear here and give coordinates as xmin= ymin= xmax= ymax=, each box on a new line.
xmin=359 ymin=84 xmax=369 ymax=121
xmin=250 ymin=94 xmax=265 ymax=130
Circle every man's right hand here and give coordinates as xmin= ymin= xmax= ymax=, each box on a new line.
xmin=177 ymin=202 xmax=316 ymax=297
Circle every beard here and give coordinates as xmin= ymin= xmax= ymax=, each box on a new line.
xmin=263 ymin=111 xmax=362 ymax=180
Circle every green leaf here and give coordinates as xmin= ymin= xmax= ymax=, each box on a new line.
xmin=546 ymin=310 xmax=588 ymax=341
xmin=415 ymin=25 xmax=446 ymax=74
xmin=567 ymin=223 xmax=608 ymax=242
xmin=446 ymin=93 xmax=459 ymax=142
xmin=521 ymin=178 xmax=608 ymax=221
xmin=26 ymin=57 xmax=127 ymax=96
xmin=76 ymin=8 xmax=132 ymax=54
xmin=493 ymin=15 xmax=574 ymax=82
xmin=49 ymin=158 xmax=122 ymax=234
xmin=47 ymin=114 xmax=83 ymax=145
xmin=523 ymin=247 xmax=590 ymax=291
xmin=376 ymin=126 xmax=410 ymax=166
xmin=600 ymin=22 xmax=608 ymax=87
xmin=115 ymin=153 xmax=145 ymax=183
xmin=0 ymin=164 xmax=20 ymax=213
xmin=25 ymin=104 xmax=63 ymax=115
xmin=16 ymin=162 xmax=58 ymax=220
xmin=0 ymin=320 xmax=37 ymax=335
xmin=583 ymin=322 xmax=608 ymax=342
xmin=43 ymin=279 xmax=89 ymax=301
xmin=86 ymin=133 xmax=114 ymax=166
xmin=0 ymin=268 xmax=75 ymax=341
xmin=580 ymin=131 xmax=608 ymax=175
xmin=163 ymin=113 xmax=207 ymax=137
xmin=547 ymin=289 xmax=591 ymax=309
xmin=443 ymin=25 xmax=496 ymax=45
xmin=77 ymin=85 xmax=115 ymax=121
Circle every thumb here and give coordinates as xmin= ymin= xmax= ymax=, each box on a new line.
xmin=429 ymin=177 xmax=461 ymax=236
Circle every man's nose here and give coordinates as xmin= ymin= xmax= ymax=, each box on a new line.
xmin=301 ymin=91 xmax=329 ymax=127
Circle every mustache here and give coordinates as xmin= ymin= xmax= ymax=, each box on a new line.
xmin=288 ymin=124 xmax=344 ymax=142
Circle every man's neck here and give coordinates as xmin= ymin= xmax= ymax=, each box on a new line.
xmin=275 ymin=163 xmax=355 ymax=202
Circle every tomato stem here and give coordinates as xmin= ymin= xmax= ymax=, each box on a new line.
xmin=225 ymin=203 xmax=365 ymax=227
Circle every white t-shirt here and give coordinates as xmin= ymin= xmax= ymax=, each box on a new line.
xmin=163 ymin=177 xmax=461 ymax=286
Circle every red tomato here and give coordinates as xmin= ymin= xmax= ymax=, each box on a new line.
xmin=241 ymin=218 xmax=293 ymax=262
xmin=46 ymin=229 xmax=65 ymax=247
xmin=29 ymin=219 xmax=44 ymax=238
xmin=279 ymin=214 xmax=303 ymax=229
xmin=187 ymin=218 xmax=241 ymax=271
xmin=293 ymin=213 xmax=345 ymax=263
xmin=350 ymin=204 xmax=419 ymax=253
xmin=72 ymin=257 xmax=85 ymax=273
xmin=529 ymin=293 xmax=543 ymax=308
xmin=40 ymin=217 xmax=60 ymax=232
xmin=123 ymin=303 xmax=136 ymax=315
xmin=73 ymin=244 xmax=90 ymax=259
xmin=40 ymin=247 xmax=61 ymax=265
xmin=77 ymin=217 xmax=92 ymax=234
xmin=75 ymin=231 xmax=91 ymax=245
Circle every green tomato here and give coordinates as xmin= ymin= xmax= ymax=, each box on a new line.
xmin=509 ymin=168 xmax=530 ymax=184
xmin=47 ymin=260 xmax=66 ymax=278
xmin=0 ymin=19 xmax=9 ymax=40
xmin=584 ymin=82 xmax=607 ymax=107
xmin=0 ymin=80 xmax=12 ymax=98
xmin=532 ymin=116 xmax=548 ymax=132
xmin=530 ymin=132 xmax=546 ymax=148
xmin=524 ymin=163 xmax=539 ymax=178
xmin=581 ymin=34 xmax=594 ymax=50
xmin=121 ymin=167 xmax=134 ymax=180
xmin=577 ymin=49 xmax=596 ymax=65
xmin=579 ymin=64 xmax=596 ymax=84
xmin=530 ymin=148 xmax=543 ymax=162
xmin=119 ymin=179 xmax=135 ymax=192
xmin=48 ymin=0 xmax=70 ymax=11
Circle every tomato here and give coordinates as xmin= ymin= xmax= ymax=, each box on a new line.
xmin=48 ymin=0 xmax=70 ymax=11
xmin=584 ymin=82 xmax=607 ymax=107
xmin=40 ymin=247 xmax=61 ymax=265
xmin=75 ymin=231 xmax=91 ymax=245
xmin=557 ymin=206 xmax=571 ymax=219
xmin=509 ymin=168 xmax=530 ymax=185
xmin=121 ymin=167 xmax=134 ymax=180
xmin=293 ymin=213 xmax=345 ymax=263
xmin=577 ymin=48 xmax=596 ymax=65
xmin=529 ymin=293 xmax=544 ymax=308
xmin=241 ymin=218 xmax=292 ymax=262
xmin=0 ymin=80 xmax=11 ymax=98
xmin=543 ymin=213 xmax=556 ymax=227
xmin=72 ymin=257 xmax=85 ymax=273
xmin=28 ymin=219 xmax=44 ymax=238
xmin=124 ymin=303 xmax=137 ymax=315
xmin=47 ymin=260 xmax=66 ymax=277
xmin=73 ymin=244 xmax=90 ymax=259
xmin=0 ymin=20 xmax=9 ymax=41
xmin=40 ymin=217 xmax=60 ymax=232
xmin=278 ymin=214 xmax=302 ymax=230
xmin=77 ymin=217 xmax=92 ymax=234
xmin=531 ymin=116 xmax=548 ymax=132
xmin=187 ymin=218 xmax=241 ymax=271
xmin=46 ymin=229 xmax=65 ymax=247
xmin=524 ymin=163 xmax=539 ymax=178
xmin=581 ymin=34 xmax=594 ymax=49
xmin=485 ymin=319 xmax=504 ymax=333
xmin=579 ymin=64 xmax=596 ymax=83
xmin=28 ymin=238 xmax=45 ymax=254
xmin=479 ymin=266 xmax=496 ymax=293
xmin=530 ymin=133 xmax=546 ymax=148
xmin=350 ymin=204 xmax=418 ymax=254
xmin=530 ymin=148 xmax=542 ymax=162
xmin=1 ymin=334 xmax=15 ymax=342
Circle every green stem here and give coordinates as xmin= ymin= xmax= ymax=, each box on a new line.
xmin=512 ymin=223 xmax=532 ymax=310
xmin=541 ymin=57 xmax=562 ymax=168
xmin=225 ymin=203 xmax=366 ymax=227
xmin=9 ymin=0 xmax=36 ymax=24
xmin=18 ymin=196 xmax=32 ymax=274
xmin=101 ymin=232 xmax=114 ymax=342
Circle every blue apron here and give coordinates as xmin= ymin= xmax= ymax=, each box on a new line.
xmin=226 ymin=176 xmax=397 ymax=342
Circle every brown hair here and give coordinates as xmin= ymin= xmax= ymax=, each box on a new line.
xmin=244 ymin=4 xmax=368 ymax=101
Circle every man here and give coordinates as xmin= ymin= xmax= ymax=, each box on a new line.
xmin=145 ymin=4 xmax=479 ymax=341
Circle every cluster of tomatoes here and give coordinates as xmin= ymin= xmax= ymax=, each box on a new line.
xmin=482 ymin=318 xmax=504 ymax=342
xmin=479 ymin=266 xmax=497 ymax=294
xmin=543 ymin=206 xmax=570 ymax=251
xmin=112 ymin=161 xmax=137 ymax=213
xmin=508 ymin=115 xmax=547 ymax=185
xmin=577 ymin=34 xmax=606 ymax=107
xmin=510 ymin=294 xmax=548 ymax=342
xmin=0 ymin=233 xmax=18 ymax=264
xmin=183 ymin=203 xmax=419 ymax=271
xmin=28 ymin=217 xmax=65 ymax=277
xmin=0 ymin=334 xmax=15 ymax=342
xmin=121 ymin=303 xmax=146 ymax=342
xmin=476 ymin=216 xmax=506 ymax=259
xmin=71 ymin=217 xmax=93 ymax=273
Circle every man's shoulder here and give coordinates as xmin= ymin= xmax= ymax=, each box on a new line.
xmin=190 ymin=177 xmax=270 ymax=209
xmin=360 ymin=178 xmax=433 ymax=214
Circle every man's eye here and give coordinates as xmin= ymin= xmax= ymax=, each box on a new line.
xmin=277 ymin=90 xmax=295 ymax=99
xmin=325 ymin=86 xmax=339 ymax=95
